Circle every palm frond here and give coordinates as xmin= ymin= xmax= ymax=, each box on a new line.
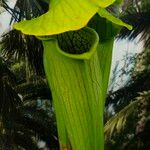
xmin=0 ymin=1 xmax=12 ymax=17
xmin=0 ymin=58 xmax=22 ymax=122
xmin=0 ymin=0 xmax=49 ymax=75
xmin=118 ymin=0 xmax=150 ymax=48
xmin=106 ymin=69 xmax=150 ymax=112
xmin=105 ymin=90 xmax=150 ymax=140
xmin=105 ymin=100 xmax=138 ymax=140
xmin=1 ymin=0 xmax=48 ymax=23
xmin=1 ymin=128 xmax=38 ymax=149
xmin=13 ymin=132 xmax=40 ymax=150
xmin=15 ymin=106 xmax=58 ymax=149
xmin=1 ymin=30 xmax=44 ymax=75
xmin=15 ymin=78 xmax=52 ymax=101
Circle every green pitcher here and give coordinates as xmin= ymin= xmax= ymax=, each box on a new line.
xmin=39 ymin=27 xmax=104 ymax=150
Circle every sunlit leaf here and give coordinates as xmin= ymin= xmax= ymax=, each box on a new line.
xmin=88 ymin=10 xmax=132 ymax=103
xmin=98 ymin=8 xmax=132 ymax=30
xmin=114 ymin=0 xmax=123 ymax=5
xmin=13 ymin=0 xmax=117 ymax=36
xmin=42 ymin=27 xmax=104 ymax=149
xmin=93 ymin=0 xmax=116 ymax=8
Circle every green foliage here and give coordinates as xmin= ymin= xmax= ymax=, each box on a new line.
xmin=0 ymin=58 xmax=58 ymax=149
xmin=119 ymin=0 xmax=150 ymax=48
xmin=88 ymin=8 xmax=132 ymax=42
xmin=43 ymin=27 xmax=104 ymax=149
xmin=3 ymin=0 xmax=133 ymax=149
xmin=12 ymin=1 xmax=132 ymax=150
xmin=42 ymin=17 xmax=131 ymax=149
xmin=114 ymin=0 xmax=123 ymax=5
xmin=0 ymin=0 xmax=149 ymax=149
xmin=0 ymin=57 xmax=21 ymax=118
xmin=13 ymin=0 xmax=131 ymax=36
xmin=105 ymin=90 xmax=150 ymax=149
xmin=105 ymin=100 xmax=138 ymax=139
xmin=0 ymin=30 xmax=44 ymax=76
xmin=98 ymin=8 xmax=132 ymax=30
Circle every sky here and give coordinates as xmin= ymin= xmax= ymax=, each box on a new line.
xmin=0 ymin=0 xmax=15 ymax=35
xmin=0 ymin=11 xmax=11 ymax=35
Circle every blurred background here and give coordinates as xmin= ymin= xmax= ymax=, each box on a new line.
xmin=0 ymin=0 xmax=150 ymax=149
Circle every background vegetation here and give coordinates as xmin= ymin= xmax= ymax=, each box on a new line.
xmin=0 ymin=0 xmax=150 ymax=149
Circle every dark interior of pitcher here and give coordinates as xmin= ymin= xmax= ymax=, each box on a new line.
xmin=57 ymin=28 xmax=94 ymax=54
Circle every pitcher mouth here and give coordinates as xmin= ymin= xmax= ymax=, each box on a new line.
xmin=38 ymin=27 xmax=99 ymax=60
xmin=56 ymin=28 xmax=95 ymax=54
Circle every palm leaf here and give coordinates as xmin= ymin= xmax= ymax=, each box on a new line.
xmin=1 ymin=0 xmax=48 ymax=23
xmin=105 ymin=100 xmax=137 ymax=139
xmin=104 ymin=90 xmax=150 ymax=140
xmin=15 ymin=106 xmax=58 ymax=149
xmin=0 ymin=0 xmax=49 ymax=75
xmin=15 ymin=78 xmax=52 ymax=101
xmin=1 ymin=30 xmax=44 ymax=75
xmin=106 ymin=69 xmax=150 ymax=112
xmin=0 ymin=58 xmax=22 ymax=122
xmin=119 ymin=0 xmax=150 ymax=48
xmin=13 ymin=132 xmax=40 ymax=150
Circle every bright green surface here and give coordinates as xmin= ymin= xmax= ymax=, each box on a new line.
xmin=43 ymin=28 xmax=104 ymax=149
xmin=98 ymin=8 xmax=132 ymax=30
xmin=13 ymin=0 xmax=131 ymax=36
xmin=97 ymin=40 xmax=114 ymax=103
xmin=114 ymin=0 xmax=124 ymax=5
xmin=13 ymin=1 xmax=133 ymax=149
